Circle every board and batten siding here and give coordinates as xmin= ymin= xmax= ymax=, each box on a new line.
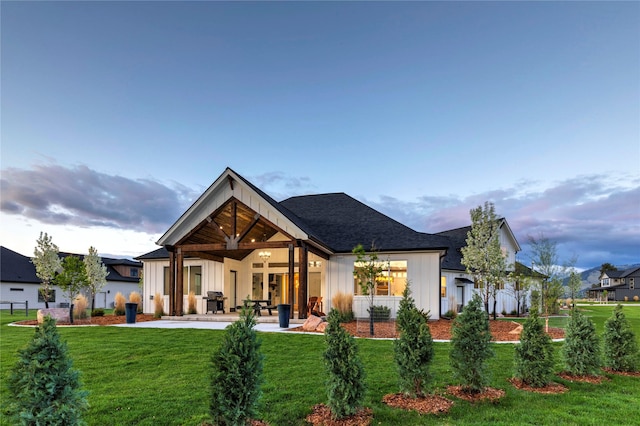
xmin=324 ymin=251 xmax=441 ymax=318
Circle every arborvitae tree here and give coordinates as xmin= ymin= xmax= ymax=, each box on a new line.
xmin=603 ymin=305 xmax=639 ymax=372
xmin=513 ymin=309 xmax=555 ymax=387
xmin=8 ymin=315 xmax=88 ymax=425
xmin=394 ymin=282 xmax=434 ymax=397
xmin=210 ymin=302 xmax=263 ymax=426
xmin=562 ymin=309 xmax=601 ymax=376
xmin=449 ymin=293 xmax=494 ymax=393
xmin=324 ymin=309 xmax=366 ymax=419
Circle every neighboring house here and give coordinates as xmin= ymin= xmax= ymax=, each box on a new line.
xmin=591 ymin=267 xmax=640 ymax=301
xmin=436 ymin=222 xmax=523 ymax=315
xmin=0 ymin=246 xmax=142 ymax=309
xmin=137 ymin=167 xmax=524 ymax=319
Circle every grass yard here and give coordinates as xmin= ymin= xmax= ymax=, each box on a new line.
xmin=1 ymin=305 xmax=639 ymax=425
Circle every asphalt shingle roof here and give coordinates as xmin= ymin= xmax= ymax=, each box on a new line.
xmin=1 ymin=247 xmax=40 ymax=284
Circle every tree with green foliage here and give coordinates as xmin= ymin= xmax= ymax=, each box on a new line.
xmin=55 ymin=256 xmax=88 ymax=323
xmin=562 ymin=309 xmax=601 ymax=376
xmin=32 ymin=232 xmax=62 ymax=308
xmin=506 ymin=265 xmax=533 ymax=317
xmin=513 ymin=309 xmax=555 ymax=387
xmin=461 ymin=202 xmax=508 ymax=319
xmin=352 ymin=243 xmax=388 ymax=336
xmin=210 ymin=301 xmax=263 ymax=426
xmin=83 ymin=246 xmax=108 ymax=312
xmin=449 ymin=293 xmax=494 ymax=393
xmin=599 ymin=263 xmax=617 ymax=276
xmin=528 ymin=234 xmax=567 ymax=328
xmin=7 ymin=315 xmax=88 ymax=425
xmin=394 ymin=281 xmax=434 ymax=397
xmin=324 ymin=309 xmax=366 ymax=419
xmin=566 ymin=269 xmax=582 ymax=308
xmin=602 ymin=305 xmax=639 ymax=372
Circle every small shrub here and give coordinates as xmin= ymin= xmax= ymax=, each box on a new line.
xmin=442 ymin=310 xmax=457 ymax=320
xmin=91 ymin=308 xmax=105 ymax=317
xmin=73 ymin=294 xmax=89 ymax=319
xmin=624 ymin=296 xmax=629 ymax=302
xmin=450 ymin=294 xmax=493 ymax=393
xmin=154 ymin=293 xmax=165 ymax=318
xmin=367 ymin=305 xmax=390 ymax=322
xmin=129 ymin=291 xmax=143 ymax=313
xmin=324 ymin=309 xmax=366 ymax=419
xmin=634 ymin=295 xmax=639 ymax=302
xmin=394 ymin=282 xmax=434 ymax=397
xmin=513 ymin=310 xmax=555 ymax=387
xmin=510 ymin=309 xmax=518 ymax=316
xmin=187 ymin=291 xmax=198 ymax=314
xmin=603 ymin=305 xmax=639 ymax=372
xmin=114 ymin=292 xmax=126 ymax=315
xmin=501 ymin=309 xmax=507 ymax=316
xmin=562 ymin=309 xmax=601 ymax=376
xmin=7 ymin=316 xmax=88 ymax=424
xmin=566 ymin=298 xmax=572 ymax=307
xmin=331 ymin=292 xmax=354 ymax=322
xmin=210 ymin=303 xmax=263 ymax=425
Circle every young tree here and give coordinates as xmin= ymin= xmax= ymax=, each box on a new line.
xmin=7 ymin=316 xmax=88 ymax=425
xmin=566 ymin=269 xmax=582 ymax=309
xmin=32 ymin=232 xmax=62 ymax=308
xmin=54 ymin=256 xmax=88 ymax=323
xmin=83 ymin=246 xmax=108 ymax=312
xmin=513 ymin=310 xmax=555 ymax=387
xmin=352 ymin=243 xmax=388 ymax=336
xmin=461 ymin=202 xmax=508 ymax=319
xmin=562 ymin=309 xmax=601 ymax=376
xmin=449 ymin=293 xmax=494 ymax=393
xmin=324 ymin=309 xmax=366 ymax=419
xmin=506 ymin=265 xmax=532 ymax=317
xmin=528 ymin=234 xmax=566 ymax=330
xmin=210 ymin=302 xmax=263 ymax=425
xmin=394 ymin=282 xmax=434 ymax=397
xmin=602 ymin=305 xmax=639 ymax=372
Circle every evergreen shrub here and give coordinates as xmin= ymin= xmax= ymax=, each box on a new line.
xmin=7 ymin=316 xmax=88 ymax=425
xmin=449 ymin=294 xmax=493 ymax=393
xmin=603 ymin=305 xmax=639 ymax=372
xmin=513 ymin=310 xmax=554 ymax=387
xmin=210 ymin=303 xmax=263 ymax=425
xmin=562 ymin=309 xmax=601 ymax=376
xmin=324 ymin=309 xmax=366 ymax=419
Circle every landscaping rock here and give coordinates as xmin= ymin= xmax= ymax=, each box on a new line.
xmin=302 ymin=315 xmax=323 ymax=331
xmin=37 ymin=308 xmax=70 ymax=324
xmin=316 ymin=321 xmax=328 ymax=333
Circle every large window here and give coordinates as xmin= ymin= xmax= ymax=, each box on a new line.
xmin=183 ymin=266 xmax=202 ymax=296
xmin=441 ymin=277 xmax=447 ymax=297
xmin=354 ymin=260 xmax=407 ymax=296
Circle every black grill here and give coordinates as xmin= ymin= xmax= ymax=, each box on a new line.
xmin=206 ymin=291 xmax=225 ymax=314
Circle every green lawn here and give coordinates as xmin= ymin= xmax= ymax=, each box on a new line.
xmin=2 ymin=305 xmax=639 ymax=425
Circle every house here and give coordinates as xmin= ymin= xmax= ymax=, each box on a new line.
xmin=591 ymin=267 xmax=640 ymax=302
xmin=138 ymin=167 xmax=524 ymax=319
xmin=0 ymin=246 xmax=142 ymax=309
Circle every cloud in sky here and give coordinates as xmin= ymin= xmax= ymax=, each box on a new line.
xmin=2 ymin=164 xmax=638 ymax=269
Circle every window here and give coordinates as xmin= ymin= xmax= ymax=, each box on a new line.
xmin=38 ymin=289 xmax=56 ymax=303
xmin=10 ymin=288 xmax=24 ymax=292
xmin=441 ymin=277 xmax=447 ymax=298
xmin=164 ymin=267 xmax=170 ymax=295
xmin=353 ymin=260 xmax=407 ymax=296
xmin=630 ymin=278 xmax=635 ymax=290
xmin=183 ymin=265 xmax=202 ymax=296
xmin=603 ymin=278 xmax=610 ymax=287
xmin=130 ymin=268 xmax=139 ymax=278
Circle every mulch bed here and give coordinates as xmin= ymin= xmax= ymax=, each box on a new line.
xmin=305 ymin=404 xmax=373 ymax=426
xmin=508 ymin=378 xmax=569 ymax=394
xmin=446 ymin=386 xmax=506 ymax=403
xmin=290 ymin=319 xmax=564 ymax=342
xmin=15 ymin=314 xmax=160 ymax=326
xmin=602 ymin=368 xmax=640 ymax=378
xmin=557 ymin=372 xmax=609 ymax=384
xmin=382 ymin=393 xmax=454 ymax=414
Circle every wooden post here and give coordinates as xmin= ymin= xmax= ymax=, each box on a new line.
xmin=298 ymin=244 xmax=308 ymax=319
xmin=176 ymin=248 xmax=184 ymax=316
xmin=169 ymin=249 xmax=176 ymax=316
xmin=288 ymin=244 xmax=295 ymax=319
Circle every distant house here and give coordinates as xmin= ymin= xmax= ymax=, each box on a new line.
xmin=0 ymin=246 xmax=142 ymax=309
xmin=591 ymin=267 xmax=640 ymax=302
xmin=137 ymin=167 xmax=525 ymax=319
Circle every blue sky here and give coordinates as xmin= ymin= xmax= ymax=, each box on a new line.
xmin=1 ymin=1 xmax=638 ymax=271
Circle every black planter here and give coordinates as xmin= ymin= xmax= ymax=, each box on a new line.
xmin=277 ymin=304 xmax=291 ymax=328
xmin=125 ymin=302 xmax=138 ymax=324
xmin=69 ymin=303 xmax=74 ymax=324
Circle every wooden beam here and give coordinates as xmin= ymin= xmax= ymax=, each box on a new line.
xmin=238 ymin=241 xmax=295 ymax=250
xmin=176 ymin=249 xmax=184 ymax=316
xmin=298 ymin=244 xmax=308 ymax=319
xmin=227 ymin=175 xmax=234 ymax=190
xmin=178 ymin=243 xmax=228 ymax=252
xmin=237 ymin=213 xmax=261 ymax=242
xmin=169 ymin=249 xmax=176 ymax=316
xmin=288 ymin=244 xmax=295 ymax=319
xmin=184 ymin=251 xmax=225 ymax=263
